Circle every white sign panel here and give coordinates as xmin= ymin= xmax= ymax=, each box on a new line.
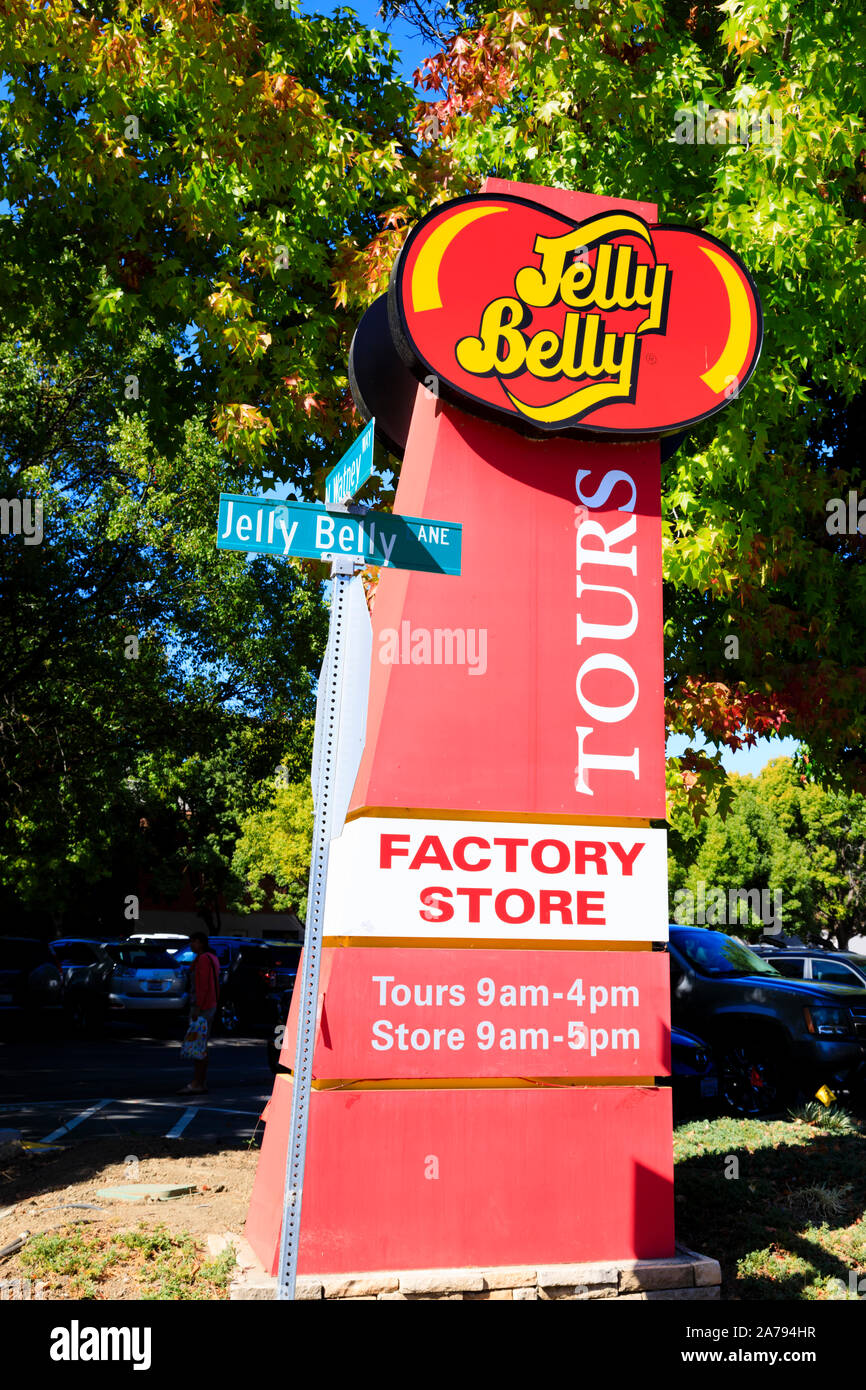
xmin=324 ymin=816 xmax=668 ymax=943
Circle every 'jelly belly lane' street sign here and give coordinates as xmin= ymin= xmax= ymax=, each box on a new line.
xmin=325 ymin=417 xmax=376 ymax=508
xmin=323 ymin=816 xmax=668 ymax=942
xmin=216 ymin=494 xmax=462 ymax=576
xmin=280 ymin=947 xmax=671 ymax=1080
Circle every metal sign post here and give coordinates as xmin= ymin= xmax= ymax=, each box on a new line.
xmin=276 ymin=555 xmax=370 ymax=1301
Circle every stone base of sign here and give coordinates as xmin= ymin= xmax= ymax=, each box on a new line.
xmin=228 ymin=1239 xmax=721 ymax=1301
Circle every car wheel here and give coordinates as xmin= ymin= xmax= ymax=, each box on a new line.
xmin=720 ymin=1037 xmax=790 ymax=1117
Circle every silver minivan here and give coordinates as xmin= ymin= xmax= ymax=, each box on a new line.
xmin=109 ymin=943 xmax=190 ymax=1014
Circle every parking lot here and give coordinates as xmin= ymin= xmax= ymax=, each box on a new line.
xmin=0 ymin=1028 xmax=274 ymax=1145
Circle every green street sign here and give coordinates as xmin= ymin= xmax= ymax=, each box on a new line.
xmin=216 ymin=494 xmax=462 ymax=576
xmin=325 ymin=418 xmax=376 ymax=507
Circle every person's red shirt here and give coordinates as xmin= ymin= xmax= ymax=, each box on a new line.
xmin=193 ymin=951 xmax=220 ymax=1011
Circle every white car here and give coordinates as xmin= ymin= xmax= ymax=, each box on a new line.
xmin=124 ymin=933 xmax=191 ymax=956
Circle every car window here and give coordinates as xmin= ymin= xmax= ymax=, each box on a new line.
xmin=261 ymin=945 xmax=301 ymax=967
xmin=810 ymin=959 xmax=860 ymax=986
xmin=176 ymin=943 xmax=234 ymax=965
xmin=115 ymin=948 xmax=181 ymax=970
xmin=670 ymin=928 xmax=781 ymax=977
xmin=53 ymin=944 xmax=96 ymax=966
xmin=128 ymin=937 xmax=189 ymax=954
xmin=264 ymin=946 xmax=301 ymax=968
xmin=237 ymin=946 xmax=270 ymax=964
xmin=767 ymin=957 xmax=806 ymax=979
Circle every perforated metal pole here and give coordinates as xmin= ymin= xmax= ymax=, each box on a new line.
xmin=276 ymin=554 xmax=357 ymax=1300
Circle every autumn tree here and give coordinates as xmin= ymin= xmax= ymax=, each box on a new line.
xmin=0 ymin=0 xmax=457 ymax=491
xmin=377 ymin=0 xmax=866 ymax=802
xmin=230 ymin=776 xmax=314 ymax=920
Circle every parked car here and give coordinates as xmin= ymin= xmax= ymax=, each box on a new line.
xmin=754 ymin=945 xmax=866 ymax=991
xmin=51 ymin=938 xmax=114 ymax=1033
xmin=668 ymin=924 xmax=866 ymax=1115
xmin=174 ymin=938 xmax=300 ymax=1037
xmin=667 ymin=1026 xmax=719 ymax=1116
xmin=108 ymin=942 xmax=190 ymax=1022
xmin=265 ymin=969 xmax=300 ymax=1074
xmin=0 ymin=937 xmax=64 ymax=1033
xmin=174 ymin=934 xmax=245 ymax=980
xmin=220 ymin=941 xmax=299 ymax=1037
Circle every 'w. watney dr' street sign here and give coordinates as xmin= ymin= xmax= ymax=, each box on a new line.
xmin=324 ymin=417 xmax=376 ymax=507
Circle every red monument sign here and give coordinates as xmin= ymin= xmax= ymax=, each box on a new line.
xmin=244 ymin=177 xmax=762 ymax=1283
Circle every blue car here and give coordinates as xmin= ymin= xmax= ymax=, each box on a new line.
xmin=669 ymin=1026 xmax=719 ymax=1115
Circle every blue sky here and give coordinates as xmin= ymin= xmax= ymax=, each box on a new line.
xmin=667 ymin=733 xmax=800 ymax=776
xmin=299 ymin=0 xmax=435 ymax=82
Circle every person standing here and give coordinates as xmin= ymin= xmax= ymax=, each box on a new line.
xmin=179 ymin=932 xmax=220 ymax=1096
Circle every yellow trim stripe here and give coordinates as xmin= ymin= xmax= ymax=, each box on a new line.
xmin=345 ymin=806 xmax=654 ymax=828
xmin=323 ymin=936 xmax=654 ymax=951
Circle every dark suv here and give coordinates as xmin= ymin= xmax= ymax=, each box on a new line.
xmin=669 ymin=925 xmax=866 ymax=1115
xmin=175 ymin=938 xmax=300 ymax=1036
xmin=220 ymin=941 xmax=300 ymax=1036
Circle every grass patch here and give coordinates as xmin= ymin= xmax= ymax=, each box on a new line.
xmin=20 ymin=1223 xmax=237 ymax=1301
xmin=674 ymin=1111 xmax=866 ymax=1299
xmin=788 ymin=1101 xmax=857 ymax=1133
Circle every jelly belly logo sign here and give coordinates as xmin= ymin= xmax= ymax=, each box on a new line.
xmin=390 ymin=194 xmax=763 ymax=438
xmin=324 ymin=817 xmax=669 ymax=942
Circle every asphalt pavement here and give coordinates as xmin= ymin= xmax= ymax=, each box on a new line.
xmin=0 ymin=1024 xmax=276 ymax=1144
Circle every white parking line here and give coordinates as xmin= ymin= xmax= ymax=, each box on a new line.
xmin=165 ymin=1107 xmax=198 ymax=1140
xmin=2 ymin=1098 xmax=264 ymax=1117
xmin=121 ymin=1099 xmax=264 ymax=1117
xmin=42 ymin=1099 xmax=112 ymax=1142
xmin=2 ymin=1096 xmax=266 ymax=1144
